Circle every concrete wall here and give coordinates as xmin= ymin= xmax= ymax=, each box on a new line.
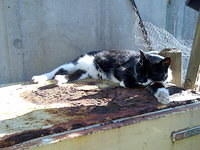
xmin=135 ymin=0 xmax=199 ymax=40
xmin=135 ymin=0 xmax=167 ymax=29
xmin=165 ymin=0 xmax=199 ymax=40
xmin=0 ymin=0 xmax=141 ymax=84
xmin=0 ymin=0 xmax=198 ymax=84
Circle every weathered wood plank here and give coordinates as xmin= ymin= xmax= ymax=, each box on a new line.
xmin=159 ymin=48 xmax=182 ymax=86
xmin=184 ymin=15 xmax=200 ymax=89
xmin=194 ymin=67 xmax=200 ymax=91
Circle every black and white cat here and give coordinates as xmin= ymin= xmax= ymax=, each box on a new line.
xmin=32 ymin=50 xmax=172 ymax=104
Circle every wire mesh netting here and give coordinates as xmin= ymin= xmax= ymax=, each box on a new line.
xmin=133 ymin=15 xmax=192 ymax=82
xmin=145 ymin=21 xmax=192 ymax=80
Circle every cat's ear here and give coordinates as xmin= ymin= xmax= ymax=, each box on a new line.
xmin=160 ymin=57 xmax=171 ymax=67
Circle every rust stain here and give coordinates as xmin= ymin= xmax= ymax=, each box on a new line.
xmin=1 ymin=81 xmax=200 ymax=148
xmin=4 ymin=103 xmax=200 ymax=150
xmin=4 ymin=102 xmax=200 ymax=150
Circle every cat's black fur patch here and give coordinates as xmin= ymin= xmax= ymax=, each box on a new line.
xmin=147 ymin=82 xmax=165 ymax=94
xmin=90 ymin=50 xmax=170 ymax=87
xmin=55 ymin=69 xmax=68 ymax=76
xmin=68 ymin=70 xmax=86 ymax=82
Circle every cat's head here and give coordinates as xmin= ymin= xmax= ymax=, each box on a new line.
xmin=138 ymin=51 xmax=171 ymax=83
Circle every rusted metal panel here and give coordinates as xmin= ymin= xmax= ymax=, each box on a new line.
xmin=0 ymin=80 xmax=200 ymax=149
xmin=6 ymin=103 xmax=200 ymax=150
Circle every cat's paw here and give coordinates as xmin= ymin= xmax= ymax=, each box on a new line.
xmin=154 ymin=88 xmax=170 ymax=104
xmin=55 ymin=75 xmax=68 ymax=85
xmin=32 ymin=75 xmax=49 ymax=83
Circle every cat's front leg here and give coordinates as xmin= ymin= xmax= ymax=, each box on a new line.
xmin=154 ymin=88 xmax=170 ymax=104
xmin=147 ymin=82 xmax=170 ymax=104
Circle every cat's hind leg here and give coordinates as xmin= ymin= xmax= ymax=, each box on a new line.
xmin=55 ymin=69 xmax=89 ymax=85
xmin=32 ymin=62 xmax=77 ymax=83
xmin=32 ymin=54 xmax=96 ymax=83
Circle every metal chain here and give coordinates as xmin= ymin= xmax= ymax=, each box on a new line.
xmin=129 ymin=0 xmax=153 ymax=51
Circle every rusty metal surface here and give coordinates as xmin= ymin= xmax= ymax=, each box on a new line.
xmin=6 ymin=102 xmax=200 ymax=150
xmin=0 ymin=80 xmax=200 ymax=149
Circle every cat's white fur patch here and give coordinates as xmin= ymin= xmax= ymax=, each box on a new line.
xmin=166 ymin=68 xmax=173 ymax=83
xmin=77 ymin=55 xmax=99 ymax=79
xmin=77 ymin=55 xmax=108 ymax=80
xmin=55 ymin=75 xmax=68 ymax=85
xmin=138 ymin=79 xmax=152 ymax=86
xmin=154 ymin=88 xmax=170 ymax=104
xmin=32 ymin=74 xmax=49 ymax=83
xmin=120 ymin=81 xmax=125 ymax=87
xmin=147 ymin=52 xmax=164 ymax=59
xmin=55 ymin=73 xmax=89 ymax=85
xmin=146 ymin=51 xmax=159 ymax=55
xmin=78 ymin=73 xmax=89 ymax=80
